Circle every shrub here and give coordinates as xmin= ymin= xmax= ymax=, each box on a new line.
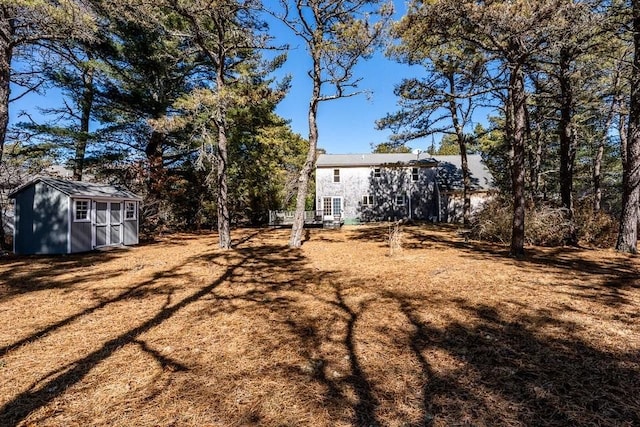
xmin=470 ymin=197 xmax=619 ymax=248
xmin=388 ymin=221 xmax=403 ymax=256
xmin=573 ymin=200 xmax=619 ymax=248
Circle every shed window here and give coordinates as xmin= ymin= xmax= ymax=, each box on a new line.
xmin=362 ymin=195 xmax=374 ymax=206
xmin=74 ymin=200 xmax=90 ymax=222
xmin=333 ymin=169 xmax=340 ymax=183
xmin=125 ymin=201 xmax=137 ymax=220
xmin=411 ymin=167 xmax=419 ymax=182
xmin=374 ymin=167 xmax=381 ymax=178
xmin=395 ymin=194 xmax=405 ymax=206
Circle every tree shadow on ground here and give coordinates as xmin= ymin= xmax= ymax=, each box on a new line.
xmin=1 ymin=226 xmax=638 ymax=426
xmin=0 ymin=232 xmax=227 ymax=304
xmin=0 ymin=251 xmax=124 ymax=303
xmin=389 ymin=292 xmax=640 ymax=426
xmin=0 ymin=244 xmax=236 ymax=425
xmin=352 ymin=223 xmax=639 ymax=308
xmin=0 ymin=230 xmax=383 ymax=426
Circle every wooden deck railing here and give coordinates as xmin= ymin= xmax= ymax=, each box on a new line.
xmin=268 ymin=210 xmax=342 ymax=227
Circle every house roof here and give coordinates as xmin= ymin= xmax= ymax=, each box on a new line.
xmin=316 ymin=153 xmax=494 ymax=191
xmin=430 ymin=155 xmax=494 ymax=191
xmin=316 ymin=152 xmax=438 ymax=167
xmin=8 ymin=177 xmax=142 ymax=200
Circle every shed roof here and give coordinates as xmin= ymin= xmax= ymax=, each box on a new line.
xmin=9 ymin=177 xmax=142 ymax=200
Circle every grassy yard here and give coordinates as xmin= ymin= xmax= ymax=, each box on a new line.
xmin=0 ymin=224 xmax=638 ymax=426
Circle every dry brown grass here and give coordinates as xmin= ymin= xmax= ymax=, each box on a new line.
xmin=0 ymin=224 xmax=639 ymax=426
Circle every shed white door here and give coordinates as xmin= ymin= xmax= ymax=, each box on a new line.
xmin=94 ymin=201 xmax=123 ymax=247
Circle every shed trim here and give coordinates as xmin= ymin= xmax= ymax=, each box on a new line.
xmin=72 ymin=198 xmax=92 ymax=222
xmin=8 ymin=177 xmax=142 ymax=201
xmin=67 ymin=196 xmax=72 ymax=254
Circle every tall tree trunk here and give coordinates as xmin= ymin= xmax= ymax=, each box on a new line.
xmin=533 ymin=125 xmax=543 ymax=202
xmin=0 ymin=7 xmax=13 ymax=250
xmin=510 ymin=65 xmax=527 ymax=257
xmin=289 ymin=55 xmax=321 ymax=249
xmin=617 ymin=0 xmax=640 ymax=253
xmin=593 ymin=140 xmax=604 ymax=212
xmin=215 ymin=62 xmax=231 ymax=249
xmin=216 ymin=120 xmax=231 ymax=249
xmin=145 ymin=130 xmax=166 ymax=199
xmin=0 ymin=6 xmax=12 ymax=165
xmin=558 ymin=49 xmax=576 ymax=217
xmin=289 ymin=99 xmax=318 ymax=248
xmin=594 ymin=79 xmax=623 ymax=212
xmin=73 ymin=62 xmax=94 ymax=181
xmin=593 ymin=107 xmax=616 ymax=212
xmin=447 ymin=73 xmax=471 ymax=227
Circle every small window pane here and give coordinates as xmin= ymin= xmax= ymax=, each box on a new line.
xmin=111 ymin=203 xmax=121 ymax=223
xmin=412 ymin=167 xmax=419 ymax=181
xmin=374 ymin=168 xmax=381 ymax=178
xmin=96 ymin=202 xmax=108 ymax=223
xmin=75 ymin=200 xmax=89 ymax=221
xmin=396 ymin=195 xmax=405 ymax=206
xmin=125 ymin=202 xmax=136 ymax=220
xmin=333 ymin=169 xmax=340 ymax=183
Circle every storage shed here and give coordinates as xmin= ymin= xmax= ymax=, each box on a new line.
xmin=8 ymin=177 xmax=142 ymax=255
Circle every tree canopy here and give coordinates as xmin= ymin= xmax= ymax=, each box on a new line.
xmin=1 ymin=0 xmax=638 ymax=253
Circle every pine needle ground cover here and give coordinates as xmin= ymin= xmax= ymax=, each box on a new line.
xmin=1 ymin=225 xmax=638 ymax=426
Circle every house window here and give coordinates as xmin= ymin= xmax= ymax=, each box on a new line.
xmin=333 ymin=169 xmax=340 ymax=183
xmin=74 ymin=199 xmax=90 ymax=222
xmin=125 ymin=201 xmax=137 ymax=220
xmin=411 ymin=167 xmax=419 ymax=182
xmin=395 ymin=194 xmax=405 ymax=206
xmin=362 ymin=195 xmax=374 ymax=206
xmin=374 ymin=167 xmax=381 ymax=178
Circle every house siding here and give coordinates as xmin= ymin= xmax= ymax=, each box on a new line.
xmin=316 ymin=165 xmax=439 ymax=222
xmin=441 ymin=192 xmax=492 ymax=223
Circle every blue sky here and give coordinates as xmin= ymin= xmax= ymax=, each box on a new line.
xmin=9 ymin=1 xmax=463 ymax=155
xmin=271 ymin=0 xmax=423 ymax=154
xmin=273 ymin=48 xmax=423 ymax=154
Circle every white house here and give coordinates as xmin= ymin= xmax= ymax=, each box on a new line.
xmin=315 ymin=153 xmax=493 ymax=224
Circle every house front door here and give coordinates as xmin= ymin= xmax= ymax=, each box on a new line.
xmin=94 ymin=201 xmax=123 ymax=247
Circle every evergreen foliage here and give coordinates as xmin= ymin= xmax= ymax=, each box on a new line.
xmin=0 ymin=0 xmax=638 ymax=252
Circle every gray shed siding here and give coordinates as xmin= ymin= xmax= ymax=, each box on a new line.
xmin=11 ymin=178 xmax=142 ymax=255
xmin=70 ymin=219 xmax=92 ymax=252
xmin=123 ymin=202 xmax=139 ymax=246
xmin=14 ymin=181 xmax=69 ymax=254
xmin=13 ymin=186 xmax=35 ymax=255
xmin=316 ymin=165 xmax=439 ymax=223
